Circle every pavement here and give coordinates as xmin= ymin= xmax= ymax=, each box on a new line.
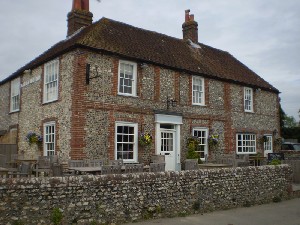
xmin=125 ymin=197 xmax=300 ymax=225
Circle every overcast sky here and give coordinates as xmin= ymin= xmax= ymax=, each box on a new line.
xmin=0 ymin=0 xmax=299 ymax=121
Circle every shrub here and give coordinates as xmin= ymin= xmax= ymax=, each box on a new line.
xmin=269 ymin=159 xmax=281 ymax=165
xmin=50 ymin=207 xmax=63 ymax=225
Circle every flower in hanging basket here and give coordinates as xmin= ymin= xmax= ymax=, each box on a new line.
xmin=139 ymin=132 xmax=152 ymax=146
xmin=26 ymin=132 xmax=43 ymax=145
xmin=208 ymin=134 xmax=219 ymax=146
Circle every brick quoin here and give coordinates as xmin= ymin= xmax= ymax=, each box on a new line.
xmin=154 ymin=66 xmax=160 ymax=102
xmin=224 ymin=82 xmax=233 ymax=153
xmin=70 ymin=50 xmax=88 ymax=159
xmin=112 ymin=58 xmax=119 ymax=96
xmin=174 ymin=72 xmax=180 ymax=102
xmin=137 ymin=65 xmax=143 ymax=98
xmin=108 ymin=110 xmax=115 ymax=160
xmin=188 ymin=76 xmax=192 ymax=106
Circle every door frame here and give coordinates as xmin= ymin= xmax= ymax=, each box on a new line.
xmin=159 ymin=128 xmax=176 ymax=171
xmin=263 ymin=134 xmax=273 ymax=157
xmin=155 ymin=113 xmax=182 ymax=171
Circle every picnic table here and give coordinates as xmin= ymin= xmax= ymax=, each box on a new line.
xmin=0 ymin=167 xmax=9 ymax=176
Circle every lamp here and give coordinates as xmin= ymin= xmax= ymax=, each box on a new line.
xmin=167 ymin=96 xmax=177 ymax=109
xmin=273 ymin=129 xmax=278 ymax=136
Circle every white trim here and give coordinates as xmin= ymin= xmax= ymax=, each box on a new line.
xmin=155 ymin=114 xmax=182 ymax=171
xmin=155 ymin=114 xmax=183 ymax=124
xmin=43 ymin=59 xmax=59 ymax=103
xmin=117 ymin=60 xmax=137 ymax=97
xmin=192 ymin=76 xmax=205 ymax=106
xmin=263 ymin=134 xmax=273 ymax=151
xmin=115 ymin=121 xmax=138 ymax=163
xmin=43 ymin=121 xmax=56 ymax=156
xmin=236 ymin=133 xmax=256 ymax=154
xmin=10 ymin=77 xmax=20 ymax=112
xmin=244 ymin=87 xmax=253 ymax=112
xmin=192 ymin=127 xmax=209 ymax=160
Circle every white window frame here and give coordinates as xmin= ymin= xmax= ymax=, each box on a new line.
xmin=43 ymin=59 xmax=59 ymax=103
xmin=236 ymin=133 xmax=256 ymax=154
xmin=115 ymin=122 xmax=138 ymax=163
xmin=192 ymin=76 xmax=205 ymax=105
xmin=192 ymin=127 xmax=208 ymax=160
xmin=118 ymin=60 xmax=137 ymax=97
xmin=10 ymin=77 xmax=20 ymax=112
xmin=244 ymin=87 xmax=253 ymax=112
xmin=44 ymin=122 xmax=56 ymax=156
xmin=263 ymin=135 xmax=273 ymax=152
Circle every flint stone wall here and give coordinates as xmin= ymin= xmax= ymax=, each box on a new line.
xmin=0 ymin=165 xmax=293 ymax=225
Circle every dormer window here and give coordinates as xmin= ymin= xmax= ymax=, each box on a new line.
xmin=118 ymin=60 xmax=137 ymax=96
xmin=244 ymin=87 xmax=253 ymax=112
xmin=10 ymin=77 xmax=20 ymax=112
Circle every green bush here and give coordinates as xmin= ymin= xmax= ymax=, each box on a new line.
xmin=269 ymin=159 xmax=281 ymax=165
xmin=186 ymin=137 xmax=200 ymax=163
xmin=50 ymin=207 xmax=63 ymax=225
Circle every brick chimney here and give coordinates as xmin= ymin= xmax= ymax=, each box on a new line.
xmin=182 ymin=9 xmax=198 ymax=43
xmin=67 ymin=0 xmax=93 ymax=37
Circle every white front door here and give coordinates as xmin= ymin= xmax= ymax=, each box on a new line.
xmin=160 ymin=129 xmax=176 ymax=171
xmin=155 ymin=114 xmax=182 ymax=171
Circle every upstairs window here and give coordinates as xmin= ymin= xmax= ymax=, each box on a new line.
xmin=118 ymin=60 xmax=137 ymax=96
xmin=236 ymin=133 xmax=256 ymax=154
xmin=244 ymin=87 xmax=253 ymax=112
xmin=44 ymin=59 xmax=59 ymax=103
xmin=10 ymin=77 xmax=20 ymax=112
xmin=192 ymin=76 xmax=205 ymax=105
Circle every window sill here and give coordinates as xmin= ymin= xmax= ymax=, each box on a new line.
xmin=117 ymin=94 xmax=138 ymax=98
xmin=43 ymin=99 xmax=58 ymax=105
xmin=244 ymin=110 xmax=254 ymax=114
xmin=192 ymin=103 xmax=206 ymax=107
xmin=236 ymin=152 xmax=257 ymax=155
xmin=9 ymin=110 xmax=20 ymax=114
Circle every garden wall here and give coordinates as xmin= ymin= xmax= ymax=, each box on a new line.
xmin=0 ymin=165 xmax=293 ymax=225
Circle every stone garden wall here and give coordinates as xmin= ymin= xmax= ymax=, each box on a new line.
xmin=0 ymin=165 xmax=293 ymax=225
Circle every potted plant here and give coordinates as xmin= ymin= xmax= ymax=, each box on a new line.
xmin=186 ymin=137 xmax=201 ymax=164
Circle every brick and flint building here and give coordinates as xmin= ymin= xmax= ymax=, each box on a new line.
xmin=0 ymin=0 xmax=280 ymax=170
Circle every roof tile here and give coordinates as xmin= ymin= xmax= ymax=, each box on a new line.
xmin=1 ymin=17 xmax=278 ymax=93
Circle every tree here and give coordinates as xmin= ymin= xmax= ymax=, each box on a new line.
xmin=280 ymin=105 xmax=300 ymax=142
xmin=279 ymin=104 xmax=286 ymax=132
xmin=284 ymin=115 xmax=297 ymax=128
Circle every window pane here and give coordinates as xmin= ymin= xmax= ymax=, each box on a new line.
xmin=192 ymin=77 xmax=204 ymax=104
xmin=116 ymin=124 xmax=136 ymax=161
xmin=193 ymin=128 xmax=208 ymax=159
xmin=44 ymin=123 xmax=55 ymax=156
xmin=236 ymin=134 xmax=256 ymax=154
xmin=118 ymin=62 xmax=136 ymax=95
xmin=44 ymin=60 xmax=59 ymax=102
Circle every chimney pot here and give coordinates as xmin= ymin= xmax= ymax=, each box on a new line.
xmin=185 ymin=9 xmax=190 ymax=22
xmin=182 ymin=9 xmax=198 ymax=43
xmin=67 ymin=0 xmax=93 ymax=37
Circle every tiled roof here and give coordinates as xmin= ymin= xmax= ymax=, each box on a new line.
xmin=1 ymin=17 xmax=278 ymax=93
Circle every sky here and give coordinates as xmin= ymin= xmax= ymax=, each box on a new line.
xmin=0 ymin=0 xmax=299 ymax=121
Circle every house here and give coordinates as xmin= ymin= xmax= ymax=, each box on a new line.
xmin=0 ymin=0 xmax=280 ymax=171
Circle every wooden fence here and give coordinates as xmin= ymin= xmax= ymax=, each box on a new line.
xmin=0 ymin=144 xmax=17 ymax=166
